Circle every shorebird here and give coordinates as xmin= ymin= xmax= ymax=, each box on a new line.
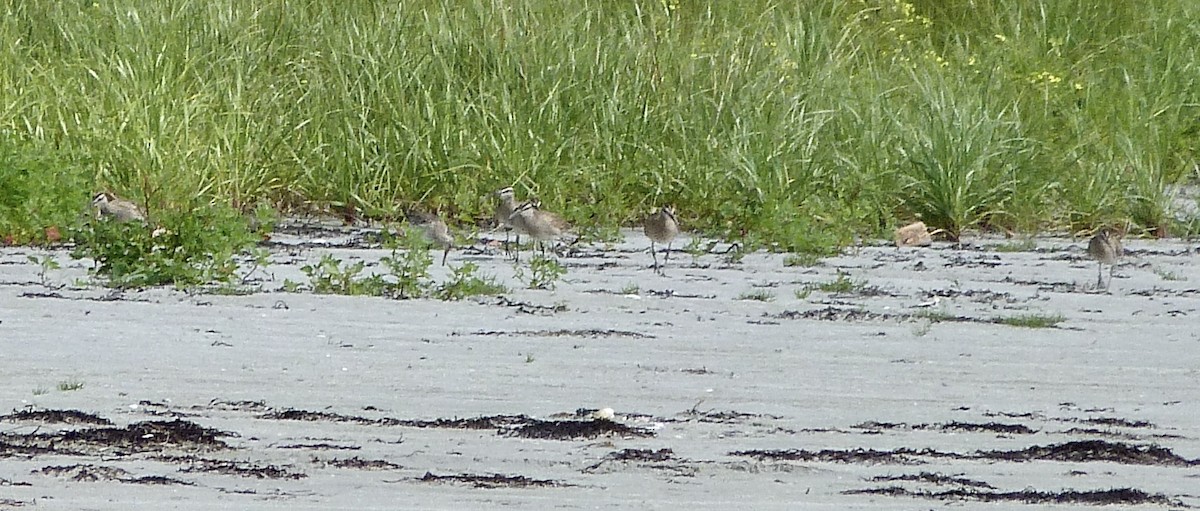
xmin=408 ymin=210 xmax=453 ymax=266
xmin=894 ymin=221 xmax=933 ymax=247
xmin=493 ymin=187 xmax=519 ymax=257
xmin=508 ymin=199 xmax=569 ymax=261
xmin=644 ymin=206 xmax=679 ymax=272
xmin=1087 ymin=227 xmax=1123 ymax=289
xmin=91 ymin=192 xmax=145 ymax=223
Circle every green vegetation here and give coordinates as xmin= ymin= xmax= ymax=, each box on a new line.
xmin=57 ymin=379 xmax=85 ymax=392
xmin=70 ymin=204 xmax=258 ymax=288
xmin=994 ymin=312 xmax=1066 ymax=328
xmin=27 ymin=254 xmax=60 ymax=287
xmin=2 ymin=0 xmax=1198 ymax=250
xmin=1154 ymin=268 xmax=1186 ymax=281
xmin=992 ymin=239 xmax=1037 ymax=253
xmin=434 ymin=262 xmax=508 ymax=300
xmin=378 ymin=229 xmax=436 ymax=299
xmin=817 ymin=271 xmax=868 ymax=294
xmin=301 ymin=254 xmax=383 ymax=296
xmin=620 ymin=283 xmax=641 ymax=295
xmin=516 ymin=255 xmax=567 ymax=290
xmin=300 ymin=228 xmax=505 ymax=299
xmin=737 ymin=289 xmax=776 ymax=302
xmin=914 ymin=309 xmax=958 ymax=322
xmin=783 ymin=253 xmax=822 ymax=268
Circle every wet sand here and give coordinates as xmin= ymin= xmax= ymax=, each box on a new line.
xmin=2 ymin=222 xmax=1198 ymax=509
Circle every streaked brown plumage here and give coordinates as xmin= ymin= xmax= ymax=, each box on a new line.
xmin=644 ymin=206 xmax=679 ymax=272
xmin=508 ymin=199 xmax=569 ymax=260
xmin=1087 ymin=227 xmax=1123 ymax=289
xmin=408 ymin=210 xmax=454 ymax=266
xmin=91 ymin=192 xmax=145 ymax=223
xmin=493 ymin=187 xmax=519 ymax=257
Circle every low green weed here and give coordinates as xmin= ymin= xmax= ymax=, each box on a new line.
xmin=737 ymin=289 xmax=775 ymax=302
xmin=434 ymin=262 xmax=508 ymax=300
xmin=994 ymin=312 xmax=1065 ymax=328
xmin=518 ymin=256 xmax=567 ymax=290
xmin=70 ymin=203 xmax=257 ymax=288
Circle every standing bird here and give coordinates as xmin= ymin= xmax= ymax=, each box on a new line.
xmin=644 ymin=206 xmax=679 ymax=273
xmin=1087 ymin=227 xmax=1123 ymax=289
xmin=508 ymin=199 xmax=569 ymax=261
xmin=408 ymin=210 xmax=454 ymax=266
xmin=91 ymin=192 xmax=146 ymax=223
xmin=493 ymin=187 xmax=519 ymax=257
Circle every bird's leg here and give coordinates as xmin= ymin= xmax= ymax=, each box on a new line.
xmin=664 ymin=242 xmax=671 ymax=263
xmin=650 ymin=241 xmax=658 ymax=271
xmin=442 ymin=247 xmax=449 ymax=267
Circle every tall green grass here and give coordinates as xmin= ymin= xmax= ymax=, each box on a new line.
xmin=1 ymin=0 xmax=1197 ymax=247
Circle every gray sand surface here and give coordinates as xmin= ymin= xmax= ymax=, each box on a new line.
xmin=2 ymin=222 xmax=1198 ymax=509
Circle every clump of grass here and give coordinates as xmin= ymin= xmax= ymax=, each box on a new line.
xmin=994 ymin=312 xmax=1065 ymax=329
xmin=70 ymin=202 xmax=258 ymax=288
xmin=434 ymin=262 xmax=507 ymax=300
xmin=300 ymin=227 xmax=460 ymax=299
xmin=914 ymin=309 xmax=958 ymax=322
xmin=737 ymin=289 xmax=775 ymax=302
xmin=282 ymin=279 xmax=303 ymax=293
xmin=1154 ymin=268 xmax=1185 ymax=281
xmin=817 ymin=272 xmax=867 ymax=294
xmin=301 ymin=255 xmax=382 ymax=296
xmin=2 ymin=0 xmax=1197 ymax=252
xmin=619 ymin=283 xmax=640 ymax=295
xmin=517 ymin=256 xmax=567 ymax=290
xmin=0 ymin=141 xmax=92 ymax=245
xmin=377 ymin=228 xmax=436 ymax=299
xmin=57 ymin=379 xmax=85 ymax=392
xmin=911 ymin=319 xmax=933 ymax=337
xmin=993 ymin=239 xmax=1037 ymax=253
xmin=27 ymin=254 xmax=60 ymax=287
xmin=783 ymin=253 xmax=822 ymax=267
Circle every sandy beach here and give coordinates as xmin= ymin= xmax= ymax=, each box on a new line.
xmin=2 ymin=222 xmax=1198 ymax=510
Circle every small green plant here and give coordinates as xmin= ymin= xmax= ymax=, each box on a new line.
xmin=27 ymin=254 xmax=61 ymax=287
xmin=524 ymin=353 xmax=536 ymax=364
xmin=817 ymin=271 xmax=866 ymax=294
xmin=1154 ymin=268 xmax=1185 ymax=281
xmin=794 ymin=286 xmax=813 ymax=299
xmin=914 ymin=309 xmax=958 ymax=322
xmin=993 ymin=239 xmax=1037 ymax=253
xmin=723 ymin=244 xmax=747 ymax=264
xmin=379 ymin=227 xmax=436 ymax=299
xmin=302 ymin=254 xmax=384 ymax=296
xmin=209 ymin=284 xmax=257 ymax=296
xmin=32 ymin=386 xmax=49 ymax=396
xmin=683 ymin=237 xmax=708 ymax=265
xmin=240 ymin=248 xmax=273 ymax=285
xmin=783 ymin=253 xmax=821 ymax=267
xmin=911 ymin=318 xmax=933 ymax=337
xmin=434 ymin=262 xmax=507 ymax=300
xmin=282 ymin=278 xmax=303 ymax=293
xmin=70 ymin=202 xmax=257 ymax=288
xmin=619 ymin=282 xmax=640 ymax=295
xmin=994 ymin=312 xmax=1065 ymax=328
xmin=518 ymin=255 xmax=566 ymax=290
xmin=57 ymin=379 xmax=85 ymax=392
xmin=737 ymin=289 xmax=775 ymax=302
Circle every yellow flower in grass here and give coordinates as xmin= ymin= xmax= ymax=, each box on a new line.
xmin=1028 ymin=71 xmax=1063 ymax=85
